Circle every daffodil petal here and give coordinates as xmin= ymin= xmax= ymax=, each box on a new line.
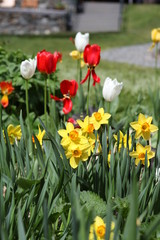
xmin=70 ymin=156 xmax=79 ymax=169
xmin=150 ymin=124 xmax=158 ymax=133
xmin=58 ymin=129 xmax=68 ymax=138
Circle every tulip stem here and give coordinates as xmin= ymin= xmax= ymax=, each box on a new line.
xmin=87 ymin=72 xmax=91 ymax=116
xmin=77 ymin=58 xmax=80 ymax=83
xmin=25 ymin=79 xmax=29 ymax=125
xmin=48 ymin=75 xmax=51 ymax=112
xmin=64 ymin=114 xmax=66 ymax=124
xmin=107 ymin=101 xmax=111 ymax=113
xmin=0 ymin=103 xmax=2 ymax=138
xmin=25 ymin=79 xmax=33 ymax=154
xmin=155 ymin=43 xmax=158 ymax=87
xmin=44 ymin=75 xmax=47 ymax=126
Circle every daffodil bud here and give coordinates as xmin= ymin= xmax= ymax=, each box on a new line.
xmin=20 ymin=57 xmax=37 ymax=80
xmin=75 ymin=32 xmax=89 ymax=52
xmin=102 ymin=77 xmax=123 ymax=102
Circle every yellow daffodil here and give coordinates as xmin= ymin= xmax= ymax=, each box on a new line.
xmin=65 ymin=145 xmax=90 ymax=168
xmin=58 ymin=122 xmax=88 ymax=149
xmin=150 ymin=28 xmax=160 ymax=49
xmin=4 ymin=124 xmax=22 ymax=145
xmin=69 ymin=51 xmax=85 ymax=68
xmin=32 ymin=126 xmax=45 ymax=146
xmin=113 ymin=130 xmax=132 ymax=151
xmin=87 ymin=133 xmax=96 ymax=155
xmin=89 ymin=216 xmax=115 ymax=240
xmin=129 ymin=143 xmax=155 ymax=167
xmin=130 ymin=113 xmax=158 ymax=140
xmin=77 ymin=116 xmax=95 ymax=135
xmin=90 ymin=108 xmax=111 ymax=130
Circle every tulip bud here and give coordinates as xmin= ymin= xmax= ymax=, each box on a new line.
xmin=75 ymin=32 xmax=89 ymax=52
xmin=102 ymin=77 xmax=123 ymax=102
xmin=20 ymin=58 xmax=37 ymax=80
xmin=37 ymin=50 xmax=57 ymax=74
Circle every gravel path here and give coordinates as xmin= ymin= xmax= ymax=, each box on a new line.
xmin=101 ymin=43 xmax=160 ymax=68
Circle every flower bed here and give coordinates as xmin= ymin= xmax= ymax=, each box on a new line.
xmin=0 ymin=31 xmax=160 ymax=239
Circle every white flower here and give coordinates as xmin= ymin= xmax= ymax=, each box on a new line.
xmin=20 ymin=57 xmax=37 ymax=80
xmin=102 ymin=77 xmax=123 ymax=102
xmin=75 ymin=32 xmax=89 ymax=52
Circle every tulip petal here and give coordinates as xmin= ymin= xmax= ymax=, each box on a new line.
xmin=75 ymin=32 xmax=89 ymax=52
xmin=45 ymin=54 xmax=56 ymax=74
xmin=37 ymin=50 xmax=47 ymax=73
xmin=63 ymin=98 xmax=72 ymax=114
xmin=60 ymin=80 xmax=72 ymax=95
xmin=1 ymin=95 xmax=9 ymax=108
xmin=37 ymin=50 xmax=56 ymax=74
xmin=70 ymin=80 xmax=78 ymax=97
xmin=0 ymin=82 xmax=14 ymax=95
xmin=80 ymin=68 xmax=90 ymax=84
xmin=91 ymin=69 xmax=100 ymax=86
xmin=83 ymin=44 xmax=90 ymax=63
xmin=50 ymin=94 xmax=63 ymax=101
xmin=60 ymin=79 xmax=78 ymax=97
xmin=85 ymin=44 xmax=101 ymax=66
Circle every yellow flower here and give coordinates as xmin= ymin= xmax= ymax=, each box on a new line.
xmin=113 ymin=130 xmax=132 ymax=151
xmin=65 ymin=145 xmax=90 ymax=168
xmin=69 ymin=51 xmax=85 ymax=68
xmin=4 ymin=124 xmax=22 ymax=144
xmin=69 ymin=50 xmax=81 ymax=60
xmin=77 ymin=116 xmax=95 ymax=135
xmin=32 ymin=126 xmax=45 ymax=146
xmin=89 ymin=216 xmax=115 ymax=240
xmin=129 ymin=143 xmax=155 ymax=167
xmin=150 ymin=28 xmax=160 ymax=49
xmin=87 ymin=133 xmax=96 ymax=155
xmin=58 ymin=122 xmax=88 ymax=149
xmin=130 ymin=113 xmax=158 ymax=140
xmin=90 ymin=108 xmax=111 ymax=130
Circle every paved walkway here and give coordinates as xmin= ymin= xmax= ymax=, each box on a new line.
xmin=101 ymin=43 xmax=160 ymax=68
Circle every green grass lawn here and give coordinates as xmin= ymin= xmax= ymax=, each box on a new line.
xmin=0 ymin=4 xmax=160 ymax=119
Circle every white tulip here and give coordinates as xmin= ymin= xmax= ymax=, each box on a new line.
xmin=75 ymin=32 xmax=89 ymax=52
xmin=20 ymin=57 xmax=37 ymax=80
xmin=102 ymin=77 xmax=123 ymax=102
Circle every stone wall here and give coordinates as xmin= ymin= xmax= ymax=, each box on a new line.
xmin=0 ymin=0 xmax=74 ymax=35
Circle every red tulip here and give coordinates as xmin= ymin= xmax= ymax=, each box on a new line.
xmin=67 ymin=118 xmax=77 ymax=125
xmin=51 ymin=80 xmax=78 ymax=114
xmin=53 ymin=51 xmax=62 ymax=63
xmin=37 ymin=50 xmax=57 ymax=74
xmin=80 ymin=44 xmax=101 ymax=86
xmin=0 ymin=81 xmax=14 ymax=108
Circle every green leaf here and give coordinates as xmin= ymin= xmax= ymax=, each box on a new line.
xmin=18 ymin=208 xmax=26 ymax=240
xmin=80 ymin=191 xmax=107 ymax=217
xmin=123 ymin=173 xmax=138 ymax=240
xmin=143 ymin=214 xmax=160 ymax=240
xmin=16 ymin=177 xmax=41 ymax=190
